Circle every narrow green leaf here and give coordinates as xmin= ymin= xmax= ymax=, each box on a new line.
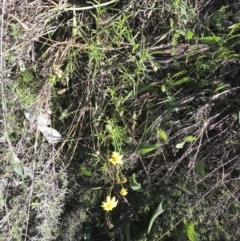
xmin=157 ymin=129 xmax=168 ymax=141
xmin=183 ymin=136 xmax=196 ymax=142
xmin=129 ymin=173 xmax=145 ymax=192
xmin=215 ymin=84 xmax=230 ymax=92
xmin=138 ymin=143 xmax=161 ymax=154
xmin=147 ymin=201 xmax=165 ymax=234
xmin=199 ymin=36 xmax=221 ymax=43
xmin=184 ymin=222 xmax=199 ymax=241
xmin=172 ymin=70 xmax=187 ymax=79
xmin=171 ymin=77 xmax=191 ymax=87
xmin=175 ymin=142 xmax=185 ymax=149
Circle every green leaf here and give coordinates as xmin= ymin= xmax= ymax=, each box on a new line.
xmin=175 ymin=142 xmax=185 ymax=149
xmin=147 ymin=201 xmax=165 ymax=234
xmin=157 ymin=129 xmax=168 ymax=141
xmin=138 ymin=143 xmax=161 ymax=154
xmin=184 ymin=222 xmax=199 ymax=241
xmin=183 ymin=136 xmax=196 ymax=142
xmin=199 ymin=36 xmax=221 ymax=43
xmin=172 ymin=70 xmax=187 ymax=79
xmin=80 ymin=167 xmax=92 ymax=177
xmin=215 ymin=84 xmax=230 ymax=92
xmin=129 ymin=173 xmax=145 ymax=192
xmin=171 ymin=77 xmax=192 ymax=87
xmin=186 ymin=30 xmax=194 ymax=40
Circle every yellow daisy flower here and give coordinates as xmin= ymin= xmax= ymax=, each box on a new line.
xmin=120 ymin=188 xmax=128 ymax=196
xmin=101 ymin=196 xmax=118 ymax=212
xmin=109 ymin=151 xmax=123 ymax=165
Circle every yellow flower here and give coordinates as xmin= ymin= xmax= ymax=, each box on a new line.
xmin=109 ymin=151 xmax=123 ymax=165
xmin=120 ymin=188 xmax=128 ymax=196
xmin=101 ymin=196 xmax=118 ymax=212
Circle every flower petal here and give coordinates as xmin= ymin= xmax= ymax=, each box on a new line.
xmin=101 ymin=196 xmax=118 ymax=211
xmin=120 ymin=188 xmax=128 ymax=196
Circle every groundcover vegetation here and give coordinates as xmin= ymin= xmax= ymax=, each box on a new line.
xmin=1 ymin=0 xmax=240 ymax=240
